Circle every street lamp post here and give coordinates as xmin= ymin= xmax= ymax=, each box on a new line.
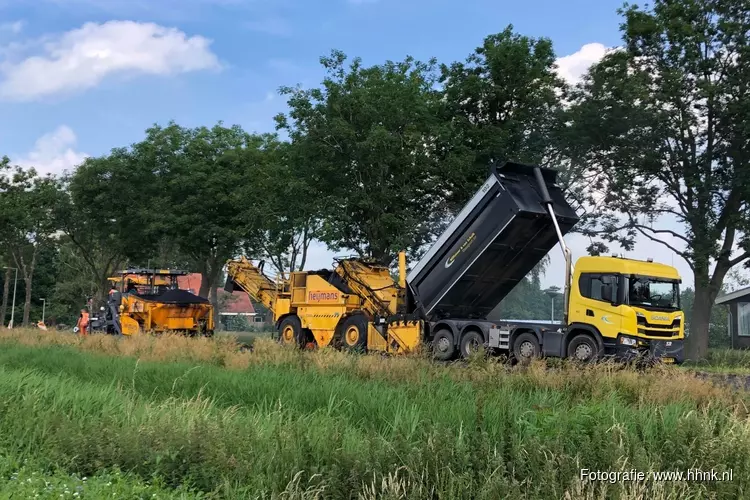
xmin=545 ymin=287 xmax=561 ymax=323
xmin=551 ymin=297 xmax=555 ymax=321
xmin=3 ymin=267 xmax=18 ymax=329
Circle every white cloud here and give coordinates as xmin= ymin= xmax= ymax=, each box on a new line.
xmin=555 ymin=43 xmax=610 ymax=85
xmin=16 ymin=126 xmax=88 ymax=177
xmin=0 ymin=20 xmax=221 ymax=101
xmin=0 ymin=21 xmax=24 ymax=35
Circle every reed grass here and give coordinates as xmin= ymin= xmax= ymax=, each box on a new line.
xmin=0 ymin=328 xmax=747 ymax=499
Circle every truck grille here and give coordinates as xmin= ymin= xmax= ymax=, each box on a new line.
xmin=639 ymin=328 xmax=678 ymax=338
xmin=637 ymin=316 xmax=681 ymax=337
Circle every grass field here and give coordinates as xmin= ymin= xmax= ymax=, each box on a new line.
xmin=0 ymin=329 xmax=748 ymax=499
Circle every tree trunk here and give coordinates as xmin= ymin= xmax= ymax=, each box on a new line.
xmin=1 ymin=266 xmax=10 ymax=328
xmin=22 ymin=275 xmax=32 ymax=327
xmin=199 ymin=262 xmax=212 ymax=299
xmin=21 ymin=246 xmax=38 ymax=328
xmin=686 ymin=283 xmax=713 ymax=361
xmin=298 ymin=224 xmax=311 ymax=271
xmin=199 ymin=255 xmax=224 ymax=329
xmin=210 ymin=285 xmax=220 ymax=331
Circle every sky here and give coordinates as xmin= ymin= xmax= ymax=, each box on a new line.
xmin=0 ymin=0 xmax=697 ymax=290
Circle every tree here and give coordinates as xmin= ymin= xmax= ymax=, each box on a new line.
xmin=438 ymin=26 xmax=569 ymax=207
xmin=241 ymin=140 xmax=319 ymax=275
xmin=0 ymin=162 xmax=64 ymax=326
xmin=49 ymin=239 xmax=99 ymax=326
xmin=59 ymin=148 xmax=160 ymax=304
xmin=568 ymin=0 xmax=750 ymax=359
xmin=134 ymin=122 xmax=276 ymax=326
xmin=275 ymin=50 xmax=449 ymax=265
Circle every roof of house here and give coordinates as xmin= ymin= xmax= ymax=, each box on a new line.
xmin=715 ymin=286 xmax=750 ymax=305
xmin=176 ymin=273 xmax=255 ymax=314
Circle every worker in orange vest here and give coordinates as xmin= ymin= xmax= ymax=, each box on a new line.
xmin=76 ymin=308 xmax=89 ymax=336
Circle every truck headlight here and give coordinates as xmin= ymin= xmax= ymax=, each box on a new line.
xmin=620 ymin=336 xmax=637 ymax=346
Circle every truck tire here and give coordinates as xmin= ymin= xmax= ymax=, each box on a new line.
xmin=513 ymin=332 xmax=540 ymax=362
xmin=340 ymin=315 xmax=368 ymax=352
xmin=432 ymin=329 xmax=456 ymax=361
xmin=279 ymin=315 xmax=304 ymax=348
xmin=459 ymin=331 xmax=484 ymax=358
xmin=567 ymin=334 xmax=600 ymax=363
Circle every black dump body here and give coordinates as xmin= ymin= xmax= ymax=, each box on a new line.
xmin=406 ymin=161 xmax=579 ymax=319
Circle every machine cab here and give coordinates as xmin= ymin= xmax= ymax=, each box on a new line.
xmin=568 ymin=256 xmax=684 ymax=343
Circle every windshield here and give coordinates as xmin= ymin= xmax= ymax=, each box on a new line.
xmin=628 ymin=277 xmax=680 ymax=310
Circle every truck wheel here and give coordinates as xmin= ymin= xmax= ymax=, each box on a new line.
xmin=513 ymin=332 xmax=540 ymax=362
xmin=432 ymin=329 xmax=456 ymax=361
xmin=567 ymin=334 xmax=599 ymax=363
xmin=459 ymin=331 xmax=484 ymax=358
xmin=340 ymin=315 xmax=368 ymax=352
xmin=279 ymin=316 xmax=304 ymax=348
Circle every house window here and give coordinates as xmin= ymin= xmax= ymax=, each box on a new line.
xmin=738 ymin=302 xmax=750 ymax=337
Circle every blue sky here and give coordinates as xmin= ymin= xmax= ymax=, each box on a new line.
xmin=0 ymin=0 xmax=625 ymax=159
xmin=1 ymin=0 xmax=700 ymax=290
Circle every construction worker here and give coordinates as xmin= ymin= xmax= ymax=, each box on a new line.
xmin=76 ymin=308 xmax=89 ymax=336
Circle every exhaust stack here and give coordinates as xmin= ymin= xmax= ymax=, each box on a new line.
xmin=533 ymin=167 xmax=572 ymax=325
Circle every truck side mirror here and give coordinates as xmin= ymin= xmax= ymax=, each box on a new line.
xmin=601 ymin=285 xmax=613 ymax=303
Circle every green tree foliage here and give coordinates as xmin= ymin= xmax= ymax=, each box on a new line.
xmin=438 ymin=26 xmax=569 ymax=205
xmin=48 ymin=239 xmax=103 ymax=326
xmin=130 ymin=122 xmax=284 ymax=325
xmin=242 ymin=140 xmax=319 ymax=275
xmin=275 ymin=51 xmax=449 ymax=264
xmin=0 ymin=161 xmax=64 ymax=326
xmin=59 ymin=148 xmax=161 ymax=303
xmin=568 ymin=0 xmax=750 ymax=359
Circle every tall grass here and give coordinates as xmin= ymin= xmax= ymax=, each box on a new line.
xmin=0 ymin=455 xmax=205 ymax=499
xmin=683 ymin=348 xmax=750 ymax=374
xmin=0 ymin=329 xmax=748 ymax=498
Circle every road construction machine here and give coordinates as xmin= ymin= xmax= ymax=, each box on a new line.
xmin=225 ymin=161 xmax=685 ymax=364
xmin=89 ymin=268 xmax=214 ymax=337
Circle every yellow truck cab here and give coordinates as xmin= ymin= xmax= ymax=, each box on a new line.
xmin=562 ymin=255 xmax=684 ymax=363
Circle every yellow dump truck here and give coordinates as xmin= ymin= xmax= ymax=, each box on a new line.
xmin=225 ymin=161 xmax=685 ymax=363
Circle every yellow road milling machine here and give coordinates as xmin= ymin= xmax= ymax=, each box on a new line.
xmin=225 ymin=161 xmax=685 ymax=364
xmin=89 ymin=268 xmax=215 ymax=337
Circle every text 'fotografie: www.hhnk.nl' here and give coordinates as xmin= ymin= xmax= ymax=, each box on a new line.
xmin=581 ymin=469 xmax=733 ymax=483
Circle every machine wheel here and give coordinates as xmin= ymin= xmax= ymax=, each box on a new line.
xmin=432 ymin=329 xmax=456 ymax=361
xmin=513 ymin=332 xmax=541 ymax=363
xmin=459 ymin=331 xmax=484 ymax=358
xmin=278 ymin=315 xmax=304 ymax=348
xmin=340 ymin=315 xmax=368 ymax=352
xmin=566 ymin=334 xmax=600 ymax=363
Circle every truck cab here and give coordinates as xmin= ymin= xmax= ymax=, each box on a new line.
xmin=559 ymin=255 xmax=684 ymax=363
